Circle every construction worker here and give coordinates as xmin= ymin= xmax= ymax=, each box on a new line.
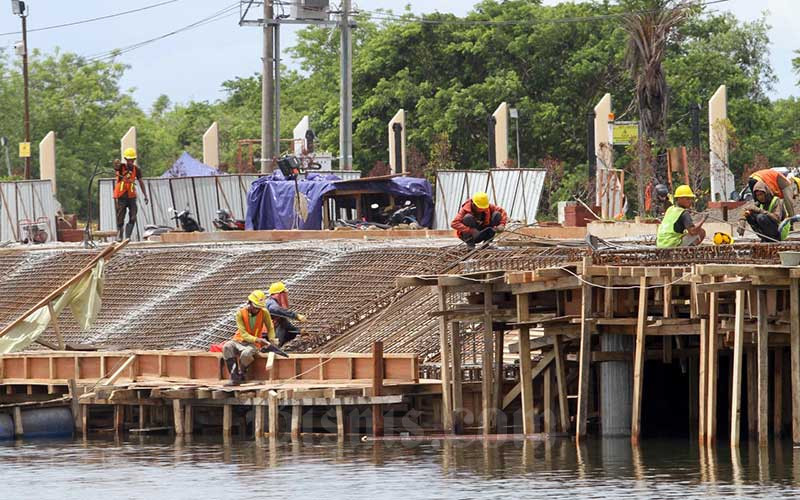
xmin=113 ymin=148 xmax=149 ymax=241
xmin=451 ymin=192 xmax=508 ymax=248
xmin=743 ymin=169 xmax=797 ymax=217
xmin=222 ymin=290 xmax=276 ymax=385
xmin=738 ymin=181 xmax=789 ymax=242
xmin=656 ymin=185 xmax=707 ymax=248
xmin=266 ymin=281 xmax=307 ymax=347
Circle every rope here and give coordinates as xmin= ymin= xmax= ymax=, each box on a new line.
xmin=558 ymin=266 xmax=692 ymax=290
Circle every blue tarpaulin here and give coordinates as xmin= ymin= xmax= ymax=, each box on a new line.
xmin=161 ymin=152 xmax=223 ymax=178
xmin=246 ymin=172 xmax=434 ymax=230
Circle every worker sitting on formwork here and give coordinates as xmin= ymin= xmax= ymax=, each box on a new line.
xmin=451 ymin=191 xmax=508 ymax=249
xmin=266 ymin=281 xmax=307 ymax=347
xmin=743 ymin=168 xmax=798 ymax=217
xmin=656 ymin=185 xmax=707 ymax=248
xmin=738 ymin=181 xmax=789 ymax=242
xmin=223 ymin=290 xmax=276 ymax=386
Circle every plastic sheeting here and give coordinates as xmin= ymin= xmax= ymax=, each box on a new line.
xmin=160 ymin=152 xmax=222 ymax=177
xmin=434 ymin=169 xmax=546 ymax=230
xmin=246 ymin=173 xmax=435 ymax=230
xmin=0 ymin=259 xmax=105 ymax=354
xmin=98 ymin=172 xmax=361 ymax=240
xmin=0 ymin=180 xmax=57 ymax=243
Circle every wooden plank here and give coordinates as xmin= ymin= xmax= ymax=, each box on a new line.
xmin=516 ymin=293 xmax=535 ymax=435
xmin=757 ymin=289 xmax=769 ymax=446
xmin=102 ymin=355 xmax=136 ymax=386
xmin=269 ymin=393 xmax=279 ymax=437
xmin=576 ymin=282 xmax=592 ymax=440
xmin=222 ymin=405 xmax=232 ymax=438
xmin=695 ymin=280 xmax=753 ymax=294
xmin=706 ymin=287 xmax=719 ymax=447
xmin=631 ymin=276 xmax=648 ymax=445
xmin=501 ymin=350 xmax=555 ymax=409
xmin=791 ymin=279 xmax=800 ymax=444
xmin=553 ymin=335 xmax=570 ymax=433
xmin=747 ymin=350 xmax=757 ymax=437
xmin=494 ymin=326 xmax=504 ymax=423
xmin=482 ymin=283 xmax=494 ymax=435
xmin=663 ymin=284 xmax=673 ymax=364
xmin=172 ymin=400 xmax=183 ymax=436
xmin=449 ymin=320 xmax=463 ymax=434
xmin=255 ymin=404 xmax=265 ymax=438
xmin=371 ymin=341 xmax=384 ymax=437
xmin=730 ymin=290 xmax=745 ymax=447
xmin=47 ymin=303 xmax=64 ymax=350
xmin=67 ymin=379 xmax=81 ymax=432
xmin=544 ymin=366 xmax=553 ymax=434
xmin=436 ymin=287 xmax=454 ymax=434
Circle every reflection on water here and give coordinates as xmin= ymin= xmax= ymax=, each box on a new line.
xmin=2 ymin=436 xmax=800 ymax=499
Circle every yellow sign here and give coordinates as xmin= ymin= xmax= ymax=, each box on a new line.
xmin=612 ymin=122 xmax=639 ymax=145
xmin=18 ymin=142 xmax=30 ymax=158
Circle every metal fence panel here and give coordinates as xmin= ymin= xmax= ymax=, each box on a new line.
xmin=192 ymin=177 xmax=219 ymax=232
xmin=0 ymin=180 xmax=56 ymax=243
xmin=0 ymin=183 xmax=18 ymax=241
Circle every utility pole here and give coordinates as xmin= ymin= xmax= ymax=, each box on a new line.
xmin=274 ymin=22 xmax=281 ymax=156
xmin=339 ymin=0 xmax=353 ymax=170
xmin=11 ymin=1 xmax=31 ymax=179
xmin=261 ymin=0 xmax=274 ymax=173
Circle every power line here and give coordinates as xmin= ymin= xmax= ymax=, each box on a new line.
xmin=359 ymin=0 xmax=731 ymax=27
xmin=0 ymin=0 xmax=182 ymax=37
xmin=86 ymin=3 xmax=240 ymax=63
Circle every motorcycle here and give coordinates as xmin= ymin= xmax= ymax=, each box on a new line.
xmin=143 ymin=207 xmax=204 ymax=239
xmin=388 ymin=201 xmax=420 ymax=228
xmin=212 ymin=209 xmax=245 ymax=231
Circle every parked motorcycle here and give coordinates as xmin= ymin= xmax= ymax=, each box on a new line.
xmin=212 ymin=209 xmax=245 ymax=231
xmin=388 ymin=201 xmax=419 ymax=227
xmin=143 ymin=207 xmax=204 ymax=239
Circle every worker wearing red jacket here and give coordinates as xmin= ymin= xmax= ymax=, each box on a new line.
xmin=451 ymin=192 xmax=508 ymax=248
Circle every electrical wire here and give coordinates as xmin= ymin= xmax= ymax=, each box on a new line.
xmin=0 ymin=0 xmax=182 ymax=37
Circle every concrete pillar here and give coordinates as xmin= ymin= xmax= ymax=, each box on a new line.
xmin=600 ymin=333 xmax=633 ymax=436
xmin=39 ymin=131 xmax=56 ymax=193
xmin=202 ymin=122 xmax=219 ymax=167
xmin=120 ymin=127 xmax=137 ymax=160
xmin=293 ymin=115 xmax=311 ymax=156
xmin=593 ymin=94 xmax=623 ymax=219
xmin=492 ymin=102 xmax=509 ymax=168
xmin=388 ymin=109 xmax=406 ymax=174
xmin=709 ymin=85 xmax=734 ymax=202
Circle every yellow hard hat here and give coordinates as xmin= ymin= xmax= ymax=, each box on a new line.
xmin=472 ymin=191 xmax=490 ymax=209
xmin=268 ymin=281 xmax=286 ymax=295
xmin=713 ymin=232 xmax=733 ymax=245
xmin=247 ymin=290 xmax=267 ymax=308
xmin=674 ymin=184 xmax=695 ymax=199
xmin=123 ymin=147 xmax=137 ymax=160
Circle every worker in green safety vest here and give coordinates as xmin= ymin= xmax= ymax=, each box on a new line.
xmin=656 ymin=185 xmax=707 ymax=248
xmin=737 ymin=181 xmax=789 ymax=242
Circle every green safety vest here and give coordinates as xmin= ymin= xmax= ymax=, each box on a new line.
xmin=657 ymin=206 xmax=686 ymax=248
xmin=765 ymin=196 xmax=791 ymax=241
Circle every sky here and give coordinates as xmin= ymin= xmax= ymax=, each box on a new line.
xmin=0 ymin=0 xmax=795 ymax=111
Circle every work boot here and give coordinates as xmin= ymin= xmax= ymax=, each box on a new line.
xmin=224 ymin=358 xmax=240 ymax=386
xmin=124 ymin=222 xmax=135 ymax=240
xmin=116 ymin=225 xmax=124 ymax=242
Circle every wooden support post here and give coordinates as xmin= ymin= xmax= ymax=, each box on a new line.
xmin=138 ymin=405 xmax=147 ymax=430
xmin=114 ymin=405 xmax=124 ymax=435
xmin=706 ymin=288 xmax=719 ymax=447
xmin=450 ymin=320 xmax=463 ymax=434
xmin=13 ymin=406 xmax=23 ymax=437
xmin=775 ymin=349 xmax=783 ymax=438
xmin=494 ymin=327 xmax=505 ymax=424
xmin=47 ymin=303 xmax=64 ymax=350
xmin=516 ymin=293 xmax=535 ymax=435
xmin=747 ymin=350 xmax=757 ymax=437
xmin=268 ymin=393 xmax=279 ymax=437
xmin=67 ymin=379 xmax=81 ymax=432
xmin=372 ymin=341 xmax=384 ymax=437
xmin=172 ymin=400 xmax=184 ymax=436
xmin=223 ymin=405 xmax=232 ymax=438
xmin=663 ymin=284 xmax=673 ymax=364
xmin=631 ymin=276 xmax=648 ymax=445
xmin=436 ymin=287 xmax=454 ymax=434
xmin=576 ymin=282 xmax=593 ymax=440
xmin=255 ymin=404 xmax=265 ymax=438
xmin=791 ymin=279 xmax=800 ymax=444
xmin=184 ymin=404 xmax=193 ymax=435
xmin=554 ymin=335 xmax=570 ymax=433
xmin=482 ymin=283 xmax=495 ymax=435
xmin=730 ymin=289 xmax=745 ymax=446
xmin=290 ymin=405 xmax=300 ymax=438
xmin=336 ymin=405 xmax=345 ymax=438
xmin=81 ymin=405 xmax=88 ymax=437
xmin=757 ymin=289 xmax=769 ymax=446
xmin=544 ymin=367 xmax=553 ymax=434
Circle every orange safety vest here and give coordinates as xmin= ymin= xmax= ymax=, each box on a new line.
xmin=113 ymin=164 xmax=138 ymax=199
xmin=233 ymin=307 xmax=264 ymax=344
xmin=751 ymin=169 xmax=783 ymax=198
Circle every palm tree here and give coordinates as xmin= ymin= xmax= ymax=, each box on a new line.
xmin=623 ymin=0 xmax=689 ymax=182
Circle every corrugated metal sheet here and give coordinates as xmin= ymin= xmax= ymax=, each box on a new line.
xmin=0 ymin=180 xmax=56 ymax=243
xmin=98 ymin=172 xmax=362 ymax=239
xmin=434 ymin=169 xmax=546 ymax=230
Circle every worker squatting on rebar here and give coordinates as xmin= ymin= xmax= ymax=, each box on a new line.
xmin=265 ymin=281 xmax=307 ymax=347
xmin=112 ymin=148 xmax=149 ymax=241
xmin=738 ymin=181 xmax=790 ymax=242
xmin=656 ymin=185 xmax=707 ymax=248
xmin=450 ymin=191 xmax=508 ymax=249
